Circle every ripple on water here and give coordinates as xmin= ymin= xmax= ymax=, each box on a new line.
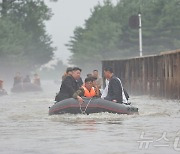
xmin=0 ymin=81 xmax=180 ymax=154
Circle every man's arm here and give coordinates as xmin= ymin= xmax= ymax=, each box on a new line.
xmin=94 ymin=86 xmax=101 ymax=97
xmin=73 ymin=88 xmax=85 ymax=104
xmin=73 ymin=88 xmax=84 ymax=99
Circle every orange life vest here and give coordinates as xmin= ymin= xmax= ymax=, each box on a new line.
xmin=82 ymin=86 xmax=96 ymax=98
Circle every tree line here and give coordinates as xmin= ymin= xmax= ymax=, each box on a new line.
xmin=66 ymin=0 xmax=180 ymax=69
xmin=0 ymin=0 xmax=55 ymax=75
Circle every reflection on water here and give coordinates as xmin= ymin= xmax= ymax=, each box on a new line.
xmin=0 ymin=80 xmax=180 ymax=154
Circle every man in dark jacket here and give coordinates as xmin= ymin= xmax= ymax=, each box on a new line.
xmin=55 ymin=67 xmax=82 ymax=102
xmin=104 ymin=67 xmax=128 ymax=104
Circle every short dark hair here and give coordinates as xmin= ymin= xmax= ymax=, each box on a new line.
xmin=87 ymin=73 xmax=92 ymax=77
xmin=104 ymin=67 xmax=113 ymax=73
xmin=72 ymin=67 xmax=82 ymax=72
xmin=66 ymin=67 xmax=73 ymax=73
xmin=91 ymin=76 xmax=97 ymax=81
xmin=84 ymin=77 xmax=93 ymax=83
xmin=93 ymin=70 xmax=98 ymax=72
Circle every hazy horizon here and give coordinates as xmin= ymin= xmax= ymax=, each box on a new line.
xmin=45 ymin=0 xmax=117 ymax=66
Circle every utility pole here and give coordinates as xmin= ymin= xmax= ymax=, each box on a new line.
xmin=129 ymin=12 xmax=143 ymax=57
xmin=139 ymin=12 xmax=143 ymax=57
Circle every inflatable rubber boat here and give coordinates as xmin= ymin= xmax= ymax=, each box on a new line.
xmin=11 ymin=83 xmax=42 ymax=93
xmin=49 ymin=97 xmax=138 ymax=115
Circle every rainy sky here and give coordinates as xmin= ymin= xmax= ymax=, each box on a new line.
xmin=45 ymin=0 xmax=117 ymax=66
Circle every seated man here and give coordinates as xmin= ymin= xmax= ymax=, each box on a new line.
xmin=23 ymin=75 xmax=31 ymax=83
xmin=55 ymin=67 xmax=82 ymax=102
xmin=73 ymin=77 xmax=100 ymax=104
xmin=33 ymin=73 xmax=41 ymax=86
xmin=13 ymin=72 xmax=22 ymax=87
xmin=0 ymin=80 xmax=7 ymax=95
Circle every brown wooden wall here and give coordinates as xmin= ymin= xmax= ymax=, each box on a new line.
xmin=102 ymin=49 xmax=180 ymax=99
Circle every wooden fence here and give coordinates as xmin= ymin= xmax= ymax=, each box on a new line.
xmin=102 ymin=49 xmax=180 ymax=99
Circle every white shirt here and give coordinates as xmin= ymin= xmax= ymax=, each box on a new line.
xmin=101 ymin=79 xmax=109 ymax=98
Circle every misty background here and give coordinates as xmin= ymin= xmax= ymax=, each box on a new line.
xmin=45 ymin=0 xmax=116 ymax=65
xmin=0 ymin=0 xmax=180 ymax=83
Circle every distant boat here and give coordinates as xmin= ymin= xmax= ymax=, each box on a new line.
xmin=11 ymin=83 xmax=42 ymax=93
xmin=49 ymin=97 xmax=138 ymax=115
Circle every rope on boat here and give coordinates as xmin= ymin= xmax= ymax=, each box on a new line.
xmin=79 ymin=98 xmax=93 ymax=114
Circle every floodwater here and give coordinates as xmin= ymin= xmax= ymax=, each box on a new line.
xmin=0 ymin=81 xmax=180 ymax=154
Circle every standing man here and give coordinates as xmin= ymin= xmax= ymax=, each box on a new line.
xmin=0 ymin=80 xmax=7 ymax=95
xmin=55 ymin=67 xmax=82 ymax=102
xmin=33 ymin=73 xmax=41 ymax=86
xmin=13 ymin=72 xmax=22 ymax=87
xmin=92 ymin=70 xmax=102 ymax=89
xmin=104 ymin=67 xmax=128 ymax=104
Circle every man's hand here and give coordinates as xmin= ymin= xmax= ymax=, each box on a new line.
xmin=77 ymin=96 xmax=84 ymax=104
xmin=112 ymin=100 xmax=117 ymax=103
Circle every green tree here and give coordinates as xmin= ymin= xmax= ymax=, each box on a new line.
xmin=67 ymin=0 xmax=180 ymax=68
xmin=67 ymin=0 xmax=122 ymax=70
xmin=0 ymin=0 xmax=55 ymax=74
